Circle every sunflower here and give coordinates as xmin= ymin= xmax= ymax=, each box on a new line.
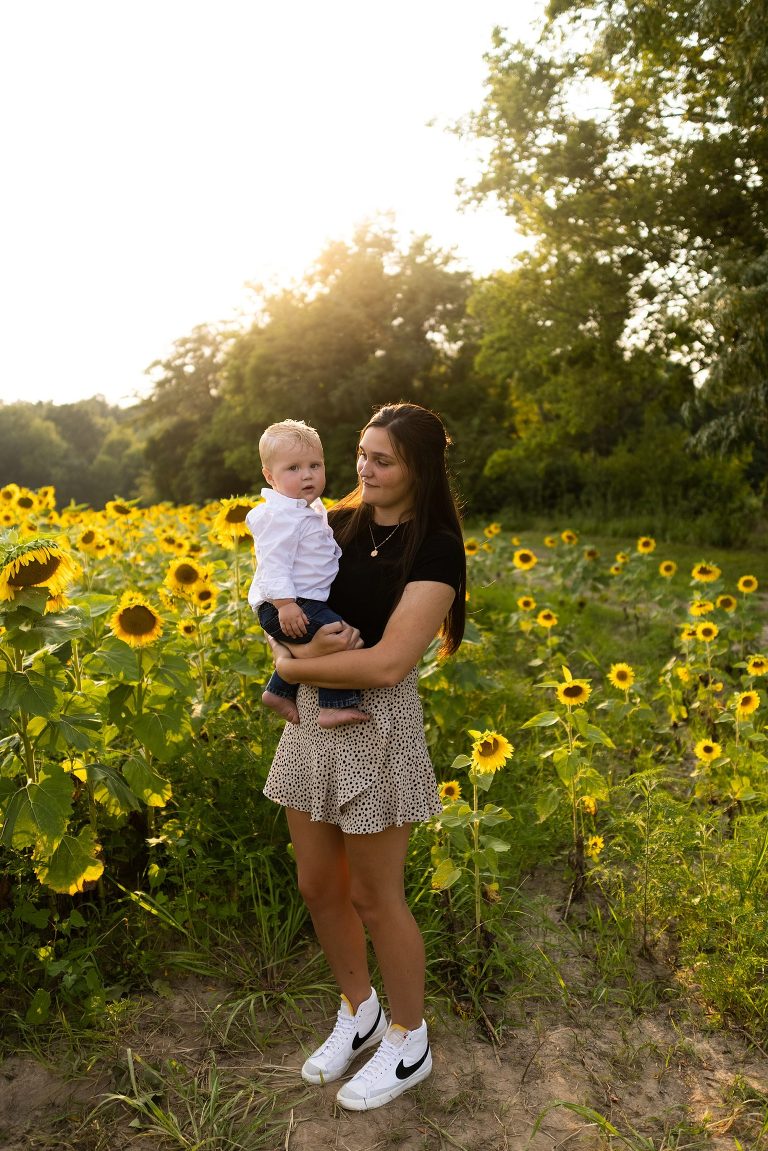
xmin=637 ymin=536 xmax=656 ymax=553
xmin=157 ymin=531 xmax=187 ymax=555
xmin=177 ymin=619 xmax=198 ymax=639
xmin=561 ymin=529 xmax=578 ymax=545
xmin=737 ymin=575 xmax=758 ymax=594
xmin=735 ymin=691 xmax=760 ymax=720
xmin=585 ymin=835 xmax=604 ymax=861
xmin=0 ymin=538 xmax=79 ymax=602
xmin=464 ymin=538 xmax=480 ymax=556
xmin=109 ymin=592 xmax=164 ymax=648
xmin=0 ymin=509 xmax=17 ymax=527
xmin=694 ymin=739 xmax=722 ymax=763
xmin=36 ymin=485 xmax=57 ymax=510
xmin=659 ymin=560 xmax=677 ymax=578
xmin=746 ymin=655 xmax=768 ymax=677
xmin=13 ymin=488 xmax=38 ymax=514
xmin=484 ymin=522 xmax=502 ymax=538
xmin=75 ymin=527 xmax=105 ymax=555
xmin=517 ymin=595 xmax=536 ymax=612
xmin=513 ymin=548 xmax=537 ymax=571
xmin=679 ymin=624 xmax=697 ymax=642
xmin=0 ymin=483 xmax=19 ymax=504
xmin=675 ymin=665 xmax=691 ymax=684
xmin=716 ymin=594 xmax=737 ymax=612
xmin=105 ymin=499 xmax=136 ymax=518
xmin=439 ymin=780 xmax=462 ymax=802
xmin=691 ymin=562 xmax=721 ymax=583
xmin=212 ymin=497 xmax=255 ymax=544
xmin=583 ymin=547 xmax=599 ymax=561
xmin=696 ymin=621 xmax=719 ymax=643
xmin=615 ymin=552 xmax=629 ymax=565
xmin=470 ymin=729 xmax=514 ymax=775
xmin=580 ymin=795 xmax=597 ymax=815
xmin=544 ymin=535 xmax=557 ymax=548
xmin=689 ymin=599 xmax=715 ymax=617
xmin=192 ymin=582 xmax=218 ymax=611
xmin=511 ymin=536 xmax=521 ymax=545
xmin=556 ymin=679 xmax=592 ymax=708
xmin=608 ymin=662 xmax=635 ymax=690
xmin=164 ymin=557 xmax=210 ymax=596
xmin=537 ymin=609 xmax=558 ymax=629
xmin=609 ymin=563 xmax=624 ymax=576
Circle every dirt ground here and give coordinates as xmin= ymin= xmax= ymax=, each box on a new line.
xmin=2 ymin=893 xmax=768 ymax=1151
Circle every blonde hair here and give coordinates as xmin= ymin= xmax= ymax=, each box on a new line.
xmin=258 ymin=419 xmax=323 ymax=470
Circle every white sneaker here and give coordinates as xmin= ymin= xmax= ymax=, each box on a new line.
xmin=301 ymin=988 xmax=387 ymax=1085
xmin=336 ymin=1021 xmax=432 ymax=1110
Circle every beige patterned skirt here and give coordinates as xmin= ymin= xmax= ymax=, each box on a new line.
xmin=263 ymin=668 xmax=442 ymax=834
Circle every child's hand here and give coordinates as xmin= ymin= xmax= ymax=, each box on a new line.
xmin=277 ymin=601 xmax=309 ymax=638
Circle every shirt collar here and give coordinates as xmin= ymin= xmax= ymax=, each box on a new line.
xmin=260 ymin=488 xmax=323 ymax=512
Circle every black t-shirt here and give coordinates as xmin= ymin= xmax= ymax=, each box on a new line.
xmin=327 ymin=514 xmax=464 ymax=646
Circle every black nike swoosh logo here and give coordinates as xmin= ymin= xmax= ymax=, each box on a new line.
xmin=351 ymin=1006 xmax=382 ymax=1050
xmin=395 ymin=1043 xmax=430 ymax=1080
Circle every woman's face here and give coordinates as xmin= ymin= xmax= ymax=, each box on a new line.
xmin=356 ymin=425 xmax=413 ymax=523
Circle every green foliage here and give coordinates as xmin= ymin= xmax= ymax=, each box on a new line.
xmin=462 ymin=1 xmax=768 ymax=510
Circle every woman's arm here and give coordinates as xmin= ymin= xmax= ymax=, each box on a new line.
xmin=274 ymin=580 xmax=456 ymax=690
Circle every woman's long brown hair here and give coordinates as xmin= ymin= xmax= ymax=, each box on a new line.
xmin=331 ymin=402 xmax=466 ymax=656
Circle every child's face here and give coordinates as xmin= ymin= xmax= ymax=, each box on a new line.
xmin=263 ymin=442 xmax=326 ymax=503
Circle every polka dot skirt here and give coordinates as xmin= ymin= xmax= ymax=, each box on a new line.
xmin=264 ymin=668 xmax=442 ymax=833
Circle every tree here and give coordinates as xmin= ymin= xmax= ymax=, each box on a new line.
xmin=202 ymin=222 xmax=481 ymax=499
xmin=461 ymin=1 xmax=768 ymax=495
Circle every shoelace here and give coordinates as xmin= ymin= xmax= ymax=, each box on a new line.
xmin=315 ymin=1008 xmax=356 ymax=1057
xmin=351 ymin=1036 xmax=400 ymax=1083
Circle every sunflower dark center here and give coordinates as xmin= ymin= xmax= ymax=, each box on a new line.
xmin=9 ymin=553 xmax=62 ymax=588
xmin=563 ymin=684 xmax=584 ymax=699
xmin=175 ymin=564 xmax=200 ymax=585
xmin=478 ymin=738 xmax=498 ymax=757
xmin=224 ymin=505 xmax=249 ymax=524
xmin=81 ymin=530 xmax=96 ymax=545
xmin=119 ymin=604 xmax=158 ymax=636
xmin=16 ymin=496 xmax=35 ymax=509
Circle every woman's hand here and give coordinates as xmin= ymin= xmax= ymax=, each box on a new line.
xmin=266 ymin=634 xmax=292 ymax=662
xmin=286 ymin=620 xmax=363 ymax=660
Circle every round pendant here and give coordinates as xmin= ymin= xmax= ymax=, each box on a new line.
xmin=370 ymin=548 xmax=379 ymax=557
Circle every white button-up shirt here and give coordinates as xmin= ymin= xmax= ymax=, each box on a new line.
xmin=246 ymin=488 xmax=342 ymax=610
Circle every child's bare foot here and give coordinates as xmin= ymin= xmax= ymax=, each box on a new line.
xmin=317 ymin=707 xmax=371 ymax=729
xmin=262 ymin=690 xmax=299 ymax=724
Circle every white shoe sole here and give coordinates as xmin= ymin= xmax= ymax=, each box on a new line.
xmin=335 ymin=1053 xmax=432 ymax=1110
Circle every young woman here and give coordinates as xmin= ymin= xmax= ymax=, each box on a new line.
xmin=263 ymin=402 xmax=466 ymax=1111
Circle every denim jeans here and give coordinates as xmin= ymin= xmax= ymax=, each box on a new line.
xmin=258 ymin=598 xmax=361 ymax=710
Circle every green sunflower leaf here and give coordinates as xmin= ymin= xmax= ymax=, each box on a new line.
xmin=0 ymin=764 xmax=73 ymax=854
xmin=34 ymin=826 xmax=104 ymax=894
xmin=584 ymin=724 xmax=616 ymax=749
xmin=430 ymin=859 xmax=461 ymax=890
xmin=522 ymin=711 xmax=560 ymax=728
xmin=536 ymin=785 xmax=561 ymax=823
xmin=25 ymin=988 xmax=52 ymax=1026
xmin=87 ymin=762 xmax=141 ymax=815
xmin=123 ymin=757 xmax=172 ymax=808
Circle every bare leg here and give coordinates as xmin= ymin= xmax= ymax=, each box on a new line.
xmin=344 ymin=824 xmax=425 ymax=1030
xmin=262 ymin=690 xmax=299 ymax=724
xmin=317 ymin=706 xmax=371 ymax=729
xmin=285 ymin=808 xmax=372 ymax=1010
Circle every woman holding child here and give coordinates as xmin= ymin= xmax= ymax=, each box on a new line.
xmin=260 ymin=402 xmax=466 ymax=1111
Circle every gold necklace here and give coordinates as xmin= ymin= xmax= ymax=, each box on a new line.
xmin=368 ymin=521 xmax=402 ymax=557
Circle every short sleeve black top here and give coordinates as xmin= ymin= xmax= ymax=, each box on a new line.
xmin=326 ymin=513 xmax=464 ymax=646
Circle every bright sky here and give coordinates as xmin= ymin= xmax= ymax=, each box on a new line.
xmin=0 ymin=1 xmax=543 ymax=408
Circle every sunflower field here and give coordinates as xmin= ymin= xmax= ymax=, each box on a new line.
xmin=1 ymin=484 xmax=767 ymax=1049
